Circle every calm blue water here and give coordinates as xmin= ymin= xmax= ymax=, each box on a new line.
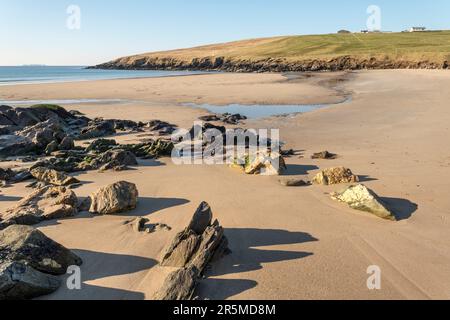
xmin=185 ymin=103 xmax=326 ymax=119
xmin=0 ymin=66 xmax=208 ymax=86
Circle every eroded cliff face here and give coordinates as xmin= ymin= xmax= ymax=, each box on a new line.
xmin=91 ymin=55 xmax=449 ymax=72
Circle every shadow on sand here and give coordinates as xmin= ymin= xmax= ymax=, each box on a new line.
xmin=42 ymin=250 xmax=157 ymax=300
xmin=282 ymin=164 xmax=319 ymax=176
xmin=197 ymin=228 xmax=318 ymax=299
xmin=381 ymin=197 xmax=418 ymax=221
xmin=0 ymin=195 xmax=22 ymax=202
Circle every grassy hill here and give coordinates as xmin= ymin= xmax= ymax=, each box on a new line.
xmin=94 ymin=31 xmax=450 ymax=71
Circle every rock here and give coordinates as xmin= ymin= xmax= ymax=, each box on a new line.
xmin=16 ymin=119 xmax=64 ymax=149
xmin=1 ymin=186 xmax=78 ymax=228
xmin=0 ymin=225 xmax=82 ymax=300
xmin=160 ymin=202 xmax=228 ymax=269
xmin=153 ymin=266 xmax=199 ymax=301
xmin=59 ymin=136 xmax=75 ymax=151
xmin=131 ymin=217 xmax=149 ymax=232
xmin=189 ymin=220 xmax=227 ymax=272
xmin=30 ymin=167 xmax=80 ymax=186
xmin=89 ymin=181 xmax=138 ymax=215
xmin=123 ymin=139 xmax=174 ymax=159
xmin=279 ymin=179 xmax=309 ymax=187
xmin=331 ymin=184 xmax=396 ymax=221
xmin=311 ymin=151 xmax=337 ymax=160
xmin=155 ymin=203 xmax=228 ymax=300
xmin=85 ymin=139 xmax=117 ymax=154
xmin=239 ymin=150 xmax=287 ymax=176
xmin=161 ymin=230 xmax=201 ymax=267
xmin=78 ymin=119 xmax=116 ymax=140
xmin=0 ymin=225 xmax=83 ymax=274
xmin=147 ymin=120 xmax=178 ymax=135
xmin=0 ymin=168 xmax=15 ymax=181
xmin=312 ymin=167 xmax=359 ymax=185
xmin=91 ymin=149 xmax=138 ymax=171
xmin=187 ymin=201 xmax=213 ymax=235
xmin=0 ymin=261 xmax=61 ymax=300
xmin=199 ymin=113 xmax=247 ymax=125
xmin=45 ymin=141 xmax=59 ymax=155
xmin=77 ymin=197 xmax=91 ymax=212
xmin=0 ymin=135 xmax=36 ymax=158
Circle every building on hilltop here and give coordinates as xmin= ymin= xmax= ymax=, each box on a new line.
xmin=409 ymin=27 xmax=426 ymax=32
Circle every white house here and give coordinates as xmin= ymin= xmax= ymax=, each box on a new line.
xmin=410 ymin=27 xmax=426 ymax=32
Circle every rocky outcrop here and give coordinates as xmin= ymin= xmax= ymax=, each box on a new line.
xmin=146 ymin=120 xmax=178 ymax=135
xmin=85 ymin=139 xmax=118 ymax=154
xmin=91 ymin=55 xmax=449 ymax=73
xmin=0 ymin=186 xmax=78 ymax=229
xmin=88 ymin=181 xmax=138 ymax=215
xmin=78 ymin=119 xmax=116 ymax=140
xmin=311 ymin=151 xmax=337 ymax=160
xmin=30 ymin=167 xmax=80 ymax=186
xmin=199 ymin=113 xmax=247 ymax=125
xmin=154 ymin=202 xmax=229 ymax=300
xmin=312 ymin=167 xmax=359 ymax=185
xmin=0 ymin=225 xmax=82 ymax=300
xmin=92 ymin=149 xmax=138 ymax=171
xmin=331 ymin=184 xmax=396 ymax=221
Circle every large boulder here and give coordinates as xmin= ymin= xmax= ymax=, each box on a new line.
xmin=0 ymin=261 xmax=61 ymax=300
xmin=88 ymin=181 xmax=138 ymax=215
xmin=1 ymin=186 xmax=78 ymax=229
xmin=0 ymin=225 xmax=82 ymax=274
xmin=30 ymin=167 xmax=80 ymax=186
xmin=312 ymin=167 xmax=359 ymax=185
xmin=0 ymin=225 xmax=82 ymax=300
xmin=331 ymin=184 xmax=396 ymax=221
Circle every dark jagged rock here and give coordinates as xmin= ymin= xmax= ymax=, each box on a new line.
xmin=0 ymin=225 xmax=82 ymax=275
xmin=89 ymin=149 xmax=138 ymax=171
xmin=155 ymin=202 xmax=229 ymax=300
xmin=0 ymin=225 xmax=82 ymax=300
xmin=78 ymin=119 xmax=116 ymax=140
xmin=122 ymin=139 xmax=174 ymax=159
xmin=85 ymin=139 xmax=118 ymax=154
xmin=199 ymin=113 xmax=247 ymax=125
xmin=147 ymin=120 xmax=178 ymax=135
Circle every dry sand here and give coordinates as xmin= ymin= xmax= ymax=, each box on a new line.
xmin=1 ymin=70 xmax=449 ymax=300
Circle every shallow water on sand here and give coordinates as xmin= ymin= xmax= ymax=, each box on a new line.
xmin=184 ymin=103 xmax=325 ymax=119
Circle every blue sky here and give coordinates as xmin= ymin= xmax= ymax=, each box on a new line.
xmin=1 ymin=0 xmax=449 ymax=65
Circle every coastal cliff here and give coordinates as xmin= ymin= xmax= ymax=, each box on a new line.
xmin=90 ymin=32 xmax=450 ymax=72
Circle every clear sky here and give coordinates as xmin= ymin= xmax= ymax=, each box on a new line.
xmin=1 ymin=0 xmax=449 ymax=66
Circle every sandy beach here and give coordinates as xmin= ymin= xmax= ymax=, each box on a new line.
xmin=1 ymin=70 xmax=450 ymax=300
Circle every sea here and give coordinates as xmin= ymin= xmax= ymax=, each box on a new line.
xmin=0 ymin=66 xmax=207 ymax=86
